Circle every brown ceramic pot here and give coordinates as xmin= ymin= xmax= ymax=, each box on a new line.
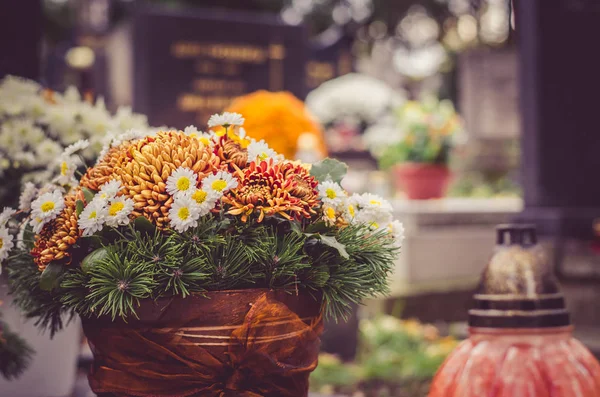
xmin=392 ymin=163 xmax=451 ymax=200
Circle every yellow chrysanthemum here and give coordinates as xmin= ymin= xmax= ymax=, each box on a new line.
xmin=32 ymin=189 xmax=84 ymax=270
xmin=225 ymin=90 xmax=327 ymax=159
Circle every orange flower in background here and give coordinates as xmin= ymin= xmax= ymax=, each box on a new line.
xmin=225 ymin=90 xmax=327 ymax=160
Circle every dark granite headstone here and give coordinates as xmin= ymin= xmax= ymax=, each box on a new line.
xmin=306 ymin=28 xmax=354 ymax=90
xmin=0 ymin=0 xmax=42 ymax=80
xmin=516 ymin=0 xmax=600 ymax=239
xmin=131 ymin=6 xmax=308 ymax=127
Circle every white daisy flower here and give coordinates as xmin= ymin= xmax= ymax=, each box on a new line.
xmin=207 ymin=112 xmax=245 ymax=128
xmin=31 ymin=190 xmax=65 ymax=222
xmin=169 ymin=195 xmax=201 ymax=233
xmin=0 ymin=226 xmax=14 ymax=266
xmin=183 ymin=125 xmax=200 ymax=137
xmin=31 ymin=216 xmax=45 ymax=234
xmin=190 ymin=188 xmax=219 ymax=216
xmin=166 ymin=167 xmax=198 ymax=198
xmin=323 ymin=205 xmax=337 ymax=226
xmin=351 ymin=193 xmax=394 ymax=230
xmin=98 ymin=180 xmax=123 ymax=201
xmin=62 ymin=139 xmax=90 ymax=156
xmin=105 ymin=196 xmax=134 ymax=227
xmin=388 ymin=220 xmax=405 ymax=247
xmin=318 ymin=181 xmax=346 ymax=207
xmin=54 ymin=155 xmax=79 ymax=185
xmin=79 ymin=199 xmax=108 ymax=236
xmin=247 ymin=139 xmax=279 ymax=163
xmin=16 ymin=220 xmax=28 ymax=249
xmin=343 ymin=199 xmax=357 ymax=222
xmin=202 ymin=171 xmax=238 ymax=194
xmin=19 ymin=182 xmax=37 ymax=211
xmin=0 ymin=207 xmax=16 ymax=227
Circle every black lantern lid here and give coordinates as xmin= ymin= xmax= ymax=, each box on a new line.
xmin=468 ymin=224 xmax=571 ymax=328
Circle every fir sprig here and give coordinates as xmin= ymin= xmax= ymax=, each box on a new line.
xmin=0 ymin=314 xmax=34 ymax=380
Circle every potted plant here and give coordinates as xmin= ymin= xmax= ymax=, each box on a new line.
xmin=365 ymin=97 xmax=465 ymax=199
xmin=2 ymin=112 xmax=403 ymax=397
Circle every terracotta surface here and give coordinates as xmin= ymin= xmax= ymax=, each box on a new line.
xmin=392 ymin=163 xmax=450 ymax=200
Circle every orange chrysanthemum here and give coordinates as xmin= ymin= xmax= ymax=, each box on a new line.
xmin=223 ymin=160 xmax=319 ymax=222
xmin=215 ymin=135 xmax=248 ymax=170
xmin=31 ymin=189 xmax=84 ymax=270
xmin=225 ymin=91 xmax=327 ymax=159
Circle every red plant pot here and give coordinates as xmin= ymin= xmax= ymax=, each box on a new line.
xmin=392 ymin=163 xmax=451 ymax=200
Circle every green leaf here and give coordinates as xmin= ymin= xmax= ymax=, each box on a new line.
xmin=81 ymin=247 xmax=109 ymax=273
xmin=310 ymin=158 xmax=348 ymax=184
xmin=134 ymin=216 xmax=155 ymax=233
xmin=75 ymin=200 xmax=84 ymax=216
xmin=82 ymin=187 xmax=95 ymax=203
xmin=305 ymin=221 xmax=330 ymax=234
xmin=40 ymin=263 xmax=65 ymax=291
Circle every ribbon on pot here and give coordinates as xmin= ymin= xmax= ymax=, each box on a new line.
xmin=82 ymin=290 xmax=323 ymax=397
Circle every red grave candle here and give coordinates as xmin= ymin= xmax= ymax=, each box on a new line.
xmin=429 ymin=225 xmax=600 ymax=397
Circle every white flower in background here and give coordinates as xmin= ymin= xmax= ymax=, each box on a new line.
xmin=247 ymin=139 xmax=279 ymax=163
xmin=108 ymin=129 xmax=149 ymax=149
xmin=35 ymin=140 xmax=64 ymax=165
xmin=31 ymin=190 xmax=65 ymax=223
xmin=190 ymin=188 xmax=219 ymax=216
xmin=54 ymin=155 xmax=79 ymax=185
xmin=97 ymin=180 xmax=123 ymax=201
xmin=0 ymin=124 xmax=25 ymax=152
xmin=105 ymin=196 xmax=134 ymax=227
xmin=79 ymin=199 xmax=108 ymax=236
xmin=114 ymin=106 xmax=148 ymax=131
xmin=388 ymin=220 xmax=405 ymax=247
xmin=169 ymin=195 xmax=201 ymax=232
xmin=22 ymin=125 xmax=45 ymax=146
xmin=80 ymin=98 xmax=114 ymax=136
xmin=19 ymin=182 xmax=37 ymax=211
xmin=318 ymin=181 xmax=346 ymax=207
xmin=0 ymin=226 xmax=14 ymax=265
xmin=305 ymin=73 xmax=405 ymax=125
xmin=166 ymin=167 xmax=198 ymax=198
xmin=202 ymin=171 xmax=238 ymax=195
xmin=0 ymin=207 xmax=16 ymax=227
xmin=62 ymin=139 xmax=90 ymax=156
xmin=13 ymin=151 xmax=36 ymax=167
xmin=207 ymin=112 xmax=245 ymax=128
xmin=322 ymin=205 xmax=337 ymax=226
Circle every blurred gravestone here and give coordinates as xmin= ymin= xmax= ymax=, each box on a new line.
xmin=0 ymin=0 xmax=42 ymax=80
xmin=108 ymin=6 xmax=308 ymax=127
xmin=516 ymin=0 xmax=600 ymax=238
xmin=306 ymin=28 xmax=354 ymax=91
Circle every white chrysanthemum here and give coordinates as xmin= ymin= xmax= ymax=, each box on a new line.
xmin=202 ymin=171 xmax=238 ymax=194
xmin=0 ymin=226 xmax=14 ymax=266
xmin=183 ymin=125 xmax=200 ymax=137
xmin=16 ymin=220 xmax=28 ymax=249
xmin=388 ymin=220 xmax=405 ymax=247
xmin=35 ymin=139 xmax=63 ymax=165
xmin=342 ymin=198 xmax=357 ymax=223
xmin=166 ymin=167 xmax=198 ymax=198
xmin=190 ymin=188 xmax=219 ymax=216
xmin=31 ymin=216 xmax=45 ymax=234
xmin=105 ymin=196 xmax=134 ymax=227
xmin=98 ymin=180 xmax=123 ymax=201
xmin=0 ymin=207 xmax=16 ymax=227
xmin=62 ymin=139 xmax=90 ymax=156
xmin=207 ymin=112 xmax=245 ymax=128
xmin=183 ymin=126 xmax=214 ymax=148
xmin=79 ymin=199 xmax=108 ymax=236
xmin=31 ymin=190 xmax=65 ymax=222
xmin=54 ymin=155 xmax=79 ymax=185
xmin=351 ymin=193 xmax=394 ymax=230
xmin=19 ymin=182 xmax=37 ymax=211
xmin=247 ymin=139 xmax=279 ymax=163
xmin=169 ymin=196 xmax=201 ymax=233
xmin=322 ymin=205 xmax=337 ymax=226
xmin=318 ymin=181 xmax=347 ymax=207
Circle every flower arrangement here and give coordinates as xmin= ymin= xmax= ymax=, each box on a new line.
xmin=0 ymin=75 xmax=149 ymax=207
xmin=2 ymin=111 xmax=402 ymax=332
xmin=225 ymin=90 xmax=328 ymax=160
xmin=365 ymin=97 xmax=465 ymax=169
xmin=305 ymin=73 xmax=405 ymax=154
xmin=310 ymin=316 xmax=459 ymax=397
